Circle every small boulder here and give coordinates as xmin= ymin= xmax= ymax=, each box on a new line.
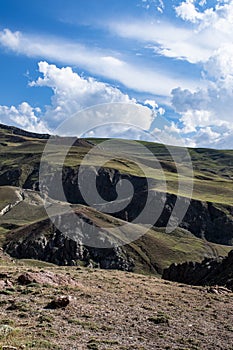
xmin=45 ymin=296 xmax=72 ymax=309
xmin=17 ymin=273 xmax=34 ymax=285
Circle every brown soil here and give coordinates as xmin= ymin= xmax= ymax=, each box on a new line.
xmin=0 ymin=263 xmax=233 ymax=350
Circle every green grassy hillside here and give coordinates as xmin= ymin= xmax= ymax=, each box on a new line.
xmin=1 ymin=124 xmax=233 ymax=205
xmin=0 ymin=123 xmax=233 ymax=274
xmin=0 ymin=186 xmax=231 ymax=274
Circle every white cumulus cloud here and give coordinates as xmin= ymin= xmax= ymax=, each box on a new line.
xmin=0 ymin=62 xmax=156 ymax=137
xmin=0 ymin=102 xmax=49 ymax=133
xmin=30 ymin=61 xmax=154 ymax=132
xmin=175 ymin=0 xmax=204 ymax=23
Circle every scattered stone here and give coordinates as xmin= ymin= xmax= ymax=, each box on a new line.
xmin=45 ymin=296 xmax=73 ymax=309
xmin=207 ymin=286 xmax=232 ymax=295
xmin=148 ymin=312 xmax=170 ymax=326
xmin=17 ymin=273 xmax=33 ymax=285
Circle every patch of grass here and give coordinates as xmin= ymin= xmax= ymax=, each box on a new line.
xmin=0 ymin=324 xmax=19 ymax=338
xmin=38 ymin=314 xmax=54 ymax=324
xmin=0 ymin=319 xmax=15 ymax=326
xmin=87 ymin=341 xmax=99 ymax=350
xmin=0 ymin=289 xmax=15 ymax=295
xmin=67 ymin=319 xmax=99 ymax=330
xmin=148 ymin=312 xmax=170 ymax=325
xmin=7 ymin=301 xmax=29 ymax=312
xmin=25 ymin=339 xmax=60 ymax=349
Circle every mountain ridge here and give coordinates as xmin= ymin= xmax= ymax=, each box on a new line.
xmin=0 ymin=122 xmax=233 ymax=276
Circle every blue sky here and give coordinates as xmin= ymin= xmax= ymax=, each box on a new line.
xmin=0 ymin=0 xmax=233 ymax=148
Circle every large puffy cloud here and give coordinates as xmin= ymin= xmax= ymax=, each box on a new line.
xmin=170 ymin=0 xmax=233 ymax=148
xmin=171 ymin=75 xmax=233 ymax=148
xmin=30 ymin=61 xmax=154 ymax=133
xmin=204 ymin=43 xmax=233 ymax=81
xmin=175 ymin=0 xmax=204 ymax=23
xmin=30 ymin=61 xmax=133 ymax=123
xmin=0 ymin=61 xmax=156 ymax=136
xmin=170 ymin=0 xmax=233 ymax=146
xmin=1 ymin=59 xmax=232 ymax=147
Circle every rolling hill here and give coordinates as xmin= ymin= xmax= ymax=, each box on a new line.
xmin=0 ymin=123 xmax=233 ymax=274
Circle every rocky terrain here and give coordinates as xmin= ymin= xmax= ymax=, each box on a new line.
xmin=0 ymin=255 xmax=233 ymax=350
xmin=1 ymin=123 xmax=233 ymax=244
xmin=3 ymin=213 xmax=134 ymax=271
xmin=0 ymin=124 xmax=232 ymax=278
xmin=1 ymin=186 xmax=231 ymax=275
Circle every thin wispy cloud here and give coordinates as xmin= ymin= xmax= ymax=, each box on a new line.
xmin=0 ymin=28 xmax=197 ymax=97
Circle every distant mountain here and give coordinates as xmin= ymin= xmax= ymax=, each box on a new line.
xmin=0 ymin=123 xmax=232 ymax=276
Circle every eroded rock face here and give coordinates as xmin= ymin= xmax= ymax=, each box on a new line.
xmin=163 ymin=250 xmax=233 ymax=291
xmin=26 ymin=165 xmax=233 ymax=245
xmin=4 ymin=216 xmax=134 ymax=272
xmin=1 ymin=158 xmax=233 ymax=245
xmin=0 ymin=169 xmax=21 ymax=187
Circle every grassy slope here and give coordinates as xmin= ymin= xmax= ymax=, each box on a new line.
xmin=0 ymin=125 xmax=233 ymax=272
xmin=1 ymin=126 xmax=233 ymax=204
xmin=0 ymin=187 xmax=231 ymax=274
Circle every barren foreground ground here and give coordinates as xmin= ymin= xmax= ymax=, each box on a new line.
xmin=0 ymin=257 xmax=233 ymax=350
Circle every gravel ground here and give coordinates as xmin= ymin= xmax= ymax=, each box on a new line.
xmin=0 ymin=263 xmax=233 ymax=350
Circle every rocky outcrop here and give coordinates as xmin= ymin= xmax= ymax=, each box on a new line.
xmin=17 ymin=271 xmax=78 ymax=287
xmin=33 ymin=164 xmax=233 ymax=245
xmin=45 ymin=296 xmax=72 ymax=309
xmin=1 ymin=162 xmax=233 ymax=245
xmin=0 ymin=190 xmax=24 ymax=216
xmin=162 ymin=250 xmax=233 ymax=290
xmin=4 ymin=214 xmax=134 ymax=271
xmin=0 ymin=168 xmax=22 ymax=187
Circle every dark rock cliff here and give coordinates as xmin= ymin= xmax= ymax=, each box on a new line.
xmin=39 ymin=165 xmax=233 ymax=245
xmin=162 ymin=249 xmax=233 ymax=291
xmin=1 ymin=163 xmax=233 ymax=245
xmin=4 ymin=214 xmax=134 ymax=271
